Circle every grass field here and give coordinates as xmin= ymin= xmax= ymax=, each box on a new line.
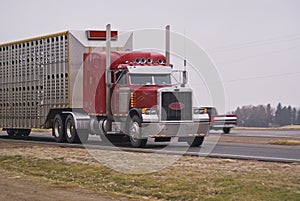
xmin=0 ymin=131 xmax=299 ymax=200
xmin=0 ymin=155 xmax=299 ymax=201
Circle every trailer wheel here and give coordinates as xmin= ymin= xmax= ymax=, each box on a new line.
xmin=19 ymin=129 xmax=31 ymax=136
xmin=65 ymin=115 xmax=89 ymax=144
xmin=7 ymin=129 xmax=16 ymax=137
xmin=6 ymin=129 xmax=31 ymax=137
xmin=223 ymin=128 xmax=231 ymax=134
xmin=128 ymin=115 xmax=147 ymax=148
xmin=53 ymin=114 xmax=66 ymax=143
xmin=187 ymin=136 xmax=204 ymax=147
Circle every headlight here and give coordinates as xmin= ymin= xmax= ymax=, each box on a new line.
xmin=142 ymin=108 xmax=157 ymax=115
xmin=141 ymin=108 xmax=159 ymax=122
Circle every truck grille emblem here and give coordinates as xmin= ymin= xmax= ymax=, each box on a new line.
xmin=168 ymin=102 xmax=185 ymax=110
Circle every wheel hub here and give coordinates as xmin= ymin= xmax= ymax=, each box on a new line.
xmin=66 ymin=120 xmax=73 ymax=138
xmin=54 ymin=121 xmax=61 ymax=137
xmin=130 ymin=122 xmax=140 ymax=142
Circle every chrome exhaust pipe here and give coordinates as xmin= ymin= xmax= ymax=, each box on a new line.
xmin=165 ymin=25 xmax=170 ymax=65
xmin=106 ymin=24 xmax=113 ymax=124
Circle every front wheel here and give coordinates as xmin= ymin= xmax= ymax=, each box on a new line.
xmin=187 ymin=136 xmax=204 ymax=147
xmin=128 ymin=115 xmax=147 ymax=148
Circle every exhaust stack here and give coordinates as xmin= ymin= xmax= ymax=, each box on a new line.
xmin=181 ymin=60 xmax=187 ymax=87
xmin=106 ymin=24 xmax=113 ymax=123
xmin=165 ymin=25 xmax=170 ymax=65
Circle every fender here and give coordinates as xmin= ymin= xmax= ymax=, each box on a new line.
xmin=128 ymin=108 xmax=143 ymax=121
xmin=62 ymin=111 xmax=90 ymax=130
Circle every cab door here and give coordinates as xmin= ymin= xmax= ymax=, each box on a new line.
xmin=112 ymin=72 xmax=130 ymax=115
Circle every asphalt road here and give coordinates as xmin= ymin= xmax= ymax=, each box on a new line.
xmin=0 ymin=130 xmax=299 ymax=163
xmin=203 ymin=141 xmax=300 ymax=162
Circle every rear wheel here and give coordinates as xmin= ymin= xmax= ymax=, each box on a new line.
xmin=19 ymin=129 xmax=31 ymax=136
xmin=53 ymin=114 xmax=66 ymax=143
xmin=223 ymin=127 xmax=231 ymax=134
xmin=128 ymin=115 xmax=147 ymax=148
xmin=187 ymin=136 xmax=204 ymax=147
xmin=7 ymin=129 xmax=16 ymax=137
xmin=6 ymin=129 xmax=31 ymax=137
xmin=65 ymin=114 xmax=89 ymax=143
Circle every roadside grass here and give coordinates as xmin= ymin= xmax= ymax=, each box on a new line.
xmin=0 ymin=155 xmax=299 ymax=201
xmin=234 ymin=125 xmax=300 ymax=130
xmin=280 ymin=125 xmax=300 ymax=130
xmin=268 ymin=140 xmax=300 ymax=146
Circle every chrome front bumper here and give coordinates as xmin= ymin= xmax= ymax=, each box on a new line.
xmin=140 ymin=121 xmax=210 ymax=138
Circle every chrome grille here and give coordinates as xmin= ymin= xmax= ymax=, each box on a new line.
xmin=161 ymin=91 xmax=192 ymax=121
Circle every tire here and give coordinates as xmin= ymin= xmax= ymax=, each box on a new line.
xmin=6 ymin=129 xmax=31 ymax=137
xmin=65 ymin=115 xmax=78 ymax=143
xmin=19 ymin=129 xmax=31 ymax=136
xmin=7 ymin=129 xmax=16 ymax=137
xmin=128 ymin=115 xmax=147 ymax=148
xmin=53 ymin=114 xmax=66 ymax=143
xmin=223 ymin=127 xmax=231 ymax=134
xmin=65 ymin=115 xmax=89 ymax=144
xmin=187 ymin=136 xmax=204 ymax=147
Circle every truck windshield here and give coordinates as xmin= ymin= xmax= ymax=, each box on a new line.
xmin=130 ymin=74 xmax=171 ymax=85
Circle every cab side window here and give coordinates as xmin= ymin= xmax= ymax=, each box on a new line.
xmin=116 ymin=72 xmax=127 ymax=85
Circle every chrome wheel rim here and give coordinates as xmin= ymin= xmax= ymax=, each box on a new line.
xmin=66 ymin=120 xmax=73 ymax=139
xmin=130 ymin=122 xmax=140 ymax=142
xmin=54 ymin=120 xmax=61 ymax=137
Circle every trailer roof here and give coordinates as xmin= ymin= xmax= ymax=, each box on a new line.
xmin=0 ymin=30 xmax=133 ymax=49
xmin=0 ymin=31 xmax=68 ymax=47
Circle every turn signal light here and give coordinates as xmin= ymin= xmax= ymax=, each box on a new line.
xmin=130 ymin=92 xmax=136 ymax=108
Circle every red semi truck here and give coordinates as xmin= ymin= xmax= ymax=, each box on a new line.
xmin=0 ymin=24 xmax=209 ymax=147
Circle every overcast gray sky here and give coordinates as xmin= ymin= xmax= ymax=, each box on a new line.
xmin=1 ymin=0 xmax=299 ymax=112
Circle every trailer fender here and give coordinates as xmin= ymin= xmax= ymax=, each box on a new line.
xmin=62 ymin=111 xmax=90 ymax=130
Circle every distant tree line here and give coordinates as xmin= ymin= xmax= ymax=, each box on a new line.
xmin=233 ymin=103 xmax=300 ymax=127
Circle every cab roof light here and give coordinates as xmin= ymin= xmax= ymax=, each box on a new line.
xmin=158 ymin=59 xmax=164 ymax=65
xmin=147 ymin=58 xmax=153 ymax=65
xmin=134 ymin=58 xmax=140 ymax=64
xmin=140 ymin=58 xmax=146 ymax=64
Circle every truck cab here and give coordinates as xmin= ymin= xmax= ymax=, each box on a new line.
xmin=83 ymin=51 xmax=210 ymax=147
